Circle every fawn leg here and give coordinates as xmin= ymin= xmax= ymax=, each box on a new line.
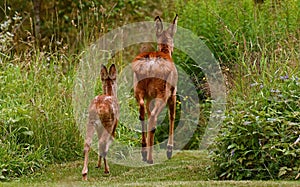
xmin=99 ymin=131 xmax=112 ymax=174
xmin=95 ymin=121 xmax=104 ymax=169
xmin=101 ymin=146 xmax=109 ymax=174
xmin=103 ymin=156 xmax=110 ymax=174
xmin=82 ymin=121 xmax=95 ymax=180
xmin=96 ymin=156 xmax=102 ymax=168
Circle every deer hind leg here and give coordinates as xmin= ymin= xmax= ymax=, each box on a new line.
xmin=167 ymin=95 xmax=176 ymax=159
xmin=147 ymin=98 xmax=166 ymax=164
xmin=82 ymin=120 xmax=95 ymax=180
xmin=96 ymin=155 xmax=102 ymax=169
xmin=137 ymin=95 xmax=147 ymax=162
xmin=98 ymin=127 xmax=113 ymax=174
xmin=95 ymin=120 xmax=104 ymax=169
xmin=100 ymin=146 xmax=110 ymax=174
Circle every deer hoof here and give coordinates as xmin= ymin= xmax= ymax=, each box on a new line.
xmin=147 ymin=160 xmax=154 ymax=164
xmin=141 ymin=151 xmax=147 ymax=161
xmin=104 ymin=170 xmax=110 ymax=174
xmin=167 ymin=150 xmax=172 ymax=159
xmin=82 ymin=173 xmax=88 ymax=181
xmin=167 ymin=145 xmax=173 ymax=159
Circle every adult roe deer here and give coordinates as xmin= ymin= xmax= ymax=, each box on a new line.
xmin=132 ymin=14 xmax=178 ymax=164
xmin=82 ymin=64 xmax=119 ymax=180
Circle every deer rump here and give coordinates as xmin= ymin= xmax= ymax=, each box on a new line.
xmin=132 ymin=51 xmax=178 ymax=98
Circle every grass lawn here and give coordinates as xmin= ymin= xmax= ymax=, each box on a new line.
xmin=1 ymin=151 xmax=299 ymax=187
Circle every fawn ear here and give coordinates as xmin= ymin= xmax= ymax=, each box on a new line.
xmin=109 ymin=64 xmax=117 ymax=80
xmin=155 ymin=16 xmax=163 ymax=35
xmin=168 ymin=14 xmax=178 ymax=37
xmin=100 ymin=64 xmax=108 ymax=80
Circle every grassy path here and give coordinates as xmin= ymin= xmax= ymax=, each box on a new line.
xmin=1 ymin=151 xmax=299 ymax=186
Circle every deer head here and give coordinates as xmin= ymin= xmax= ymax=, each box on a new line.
xmin=100 ymin=64 xmax=117 ymax=97
xmin=155 ymin=14 xmax=178 ymax=56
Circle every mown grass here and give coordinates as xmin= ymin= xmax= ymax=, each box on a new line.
xmin=1 ymin=151 xmax=300 ymax=187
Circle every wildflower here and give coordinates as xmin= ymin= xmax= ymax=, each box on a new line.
xmin=267 ymin=118 xmax=277 ymax=122
xmin=250 ymin=82 xmax=258 ymax=87
xmin=293 ymin=135 xmax=300 ymax=145
xmin=243 ymin=121 xmax=251 ymax=125
xmin=271 ymin=89 xmax=280 ymax=93
xmin=183 ymin=95 xmax=189 ymax=101
xmin=231 ymin=149 xmax=235 ymax=157
xmin=280 ymin=75 xmax=289 ymax=80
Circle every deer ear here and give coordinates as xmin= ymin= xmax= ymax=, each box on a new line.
xmin=168 ymin=14 xmax=178 ymax=37
xmin=109 ymin=64 xmax=117 ymax=80
xmin=155 ymin=16 xmax=163 ymax=35
xmin=100 ymin=64 xmax=108 ymax=80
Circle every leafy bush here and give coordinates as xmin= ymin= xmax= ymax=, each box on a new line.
xmin=211 ymin=73 xmax=300 ymax=180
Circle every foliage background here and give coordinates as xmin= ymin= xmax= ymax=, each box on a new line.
xmin=0 ymin=0 xmax=299 ymax=181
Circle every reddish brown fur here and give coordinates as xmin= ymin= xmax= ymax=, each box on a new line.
xmin=134 ymin=51 xmax=172 ymax=61
xmin=82 ymin=64 xmax=119 ymax=180
xmin=132 ymin=15 xmax=178 ymax=164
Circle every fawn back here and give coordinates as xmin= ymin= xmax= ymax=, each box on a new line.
xmin=94 ymin=64 xmax=119 ymax=127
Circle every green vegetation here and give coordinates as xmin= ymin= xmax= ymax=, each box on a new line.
xmin=212 ymin=73 xmax=300 ymax=180
xmin=0 ymin=0 xmax=299 ymax=183
xmin=0 ymin=53 xmax=81 ymax=179
xmin=174 ymin=0 xmax=300 ymax=180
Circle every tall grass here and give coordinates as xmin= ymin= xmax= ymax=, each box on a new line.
xmin=0 ymin=51 xmax=82 ymax=180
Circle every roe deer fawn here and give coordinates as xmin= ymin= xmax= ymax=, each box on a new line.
xmin=132 ymin=15 xmax=178 ymax=164
xmin=82 ymin=64 xmax=119 ymax=180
